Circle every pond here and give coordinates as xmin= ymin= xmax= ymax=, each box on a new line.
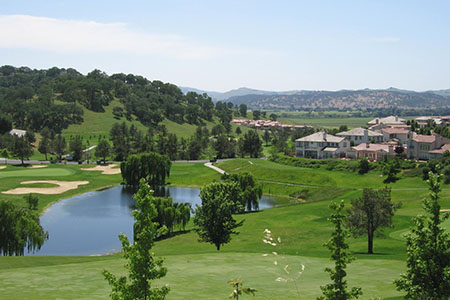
xmin=30 ymin=185 xmax=282 ymax=256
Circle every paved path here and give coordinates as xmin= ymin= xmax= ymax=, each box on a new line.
xmin=204 ymin=162 xmax=227 ymax=175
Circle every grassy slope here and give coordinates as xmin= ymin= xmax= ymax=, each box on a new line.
xmin=2 ymin=160 xmax=447 ymax=299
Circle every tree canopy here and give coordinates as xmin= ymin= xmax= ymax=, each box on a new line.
xmin=120 ymin=152 xmax=171 ymax=186
xmin=194 ymin=181 xmax=244 ymax=250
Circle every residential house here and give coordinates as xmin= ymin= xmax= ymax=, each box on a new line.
xmin=9 ymin=129 xmax=27 ymax=137
xmin=350 ymin=143 xmax=395 ymax=161
xmin=407 ymin=133 xmax=450 ymax=160
xmin=336 ymin=128 xmax=383 ymax=145
xmin=295 ymin=132 xmax=350 ymax=159
xmin=368 ymin=115 xmax=406 ymax=130
xmin=380 ymin=127 xmax=412 ymax=145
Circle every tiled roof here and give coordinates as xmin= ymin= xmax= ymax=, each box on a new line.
xmin=429 ymin=143 xmax=450 ymax=154
xmin=295 ymin=132 xmax=345 ymax=143
xmin=367 ymin=116 xmax=406 ymax=125
xmin=412 ymin=134 xmax=436 ymax=143
xmin=381 ymin=127 xmax=410 ymax=134
xmin=352 ymin=143 xmax=390 ymax=152
xmin=336 ymin=127 xmax=383 ymax=137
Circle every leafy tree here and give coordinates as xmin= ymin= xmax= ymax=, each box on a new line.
xmin=38 ymin=135 xmax=51 ymax=161
xmin=103 ymin=180 xmax=169 ymax=300
xmin=347 ymin=187 xmax=400 ymax=254
xmin=223 ymin=172 xmax=262 ymax=211
xmin=194 ymin=182 xmax=244 ymax=250
xmin=394 ymin=173 xmax=450 ymax=299
xmin=263 ymin=130 xmax=271 ymax=146
xmin=10 ymin=133 xmax=34 ymax=165
xmin=1 ymin=149 xmax=9 ymax=164
xmin=96 ymin=138 xmax=111 ymax=163
xmin=52 ymin=134 xmax=67 ymax=160
xmin=269 ymin=113 xmax=278 ymax=121
xmin=166 ymin=133 xmax=178 ymax=161
xmin=252 ymin=110 xmax=261 ymax=120
xmin=317 ymin=200 xmax=362 ymax=300
xmin=239 ymin=104 xmax=247 ymax=117
xmin=242 ymin=130 xmax=262 ymax=158
xmin=357 ymin=158 xmax=370 ymax=174
xmin=0 ymin=200 xmax=48 ymax=256
xmin=69 ymin=135 xmax=84 ymax=161
xmin=120 ymin=152 xmax=171 ymax=186
xmin=382 ymin=160 xmax=400 ymax=183
xmin=0 ymin=114 xmax=12 ymax=134
xmin=235 ymin=127 xmax=242 ymax=135
xmin=110 ymin=122 xmax=131 ymax=161
xmin=25 ymin=193 xmax=39 ymax=210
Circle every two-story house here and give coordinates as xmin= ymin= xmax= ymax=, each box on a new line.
xmin=407 ymin=133 xmax=450 ymax=160
xmin=336 ymin=128 xmax=383 ymax=145
xmin=380 ymin=127 xmax=412 ymax=145
xmin=295 ymin=132 xmax=350 ymax=159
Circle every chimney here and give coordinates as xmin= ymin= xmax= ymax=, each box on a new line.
xmin=364 ymin=129 xmax=368 ymax=141
xmin=376 ymin=119 xmax=379 ymax=124
xmin=366 ymin=143 xmax=369 ymax=149
xmin=323 ymin=132 xmax=327 ymax=140
xmin=395 ymin=116 xmax=398 ymax=122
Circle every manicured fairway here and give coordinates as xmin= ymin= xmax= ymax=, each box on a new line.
xmin=0 ymin=167 xmax=75 ymax=179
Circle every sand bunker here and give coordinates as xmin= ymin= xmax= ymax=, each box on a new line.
xmin=2 ymin=180 xmax=89 ymax=195
xmin=27 ymin=165 xmax=48 ymax=169
xmin=441 ymin=209 xmax=450 ymax=212
xmin=0 ymin=166 xmax=6 ymax=170
xmin=81 ymin=164 xmax=121 ymax=175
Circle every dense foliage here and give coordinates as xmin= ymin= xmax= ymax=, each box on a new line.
xmin=103 ymin=180 xmax=169 ymax=300
xmin=120 ymin=152 xmax=171 ymax=186
xmin=222 ymin=172 xmax=262 ymax=211
xmin=0 ymin=199 xmax=48 ymax=256
xmin=194 ymin=181 xmax=244 ymax=250
xmin=395 ymin=174 xmax=450 ymax=299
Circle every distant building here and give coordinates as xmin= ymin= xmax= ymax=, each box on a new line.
xmin=368 ymin=115 xmax=406 ymax=130
xmin=336 ymin=128 xmax=383 ymax=145
xmin=9 ymin=129 xmax=26 ymax=137
xmin=295 ymin=132 xmax=350 ymax=159
xmin=380 ymin=127 xmax=412 ymax=145
xmin=407 ymin=133 xmax=450 ymax=160
xmin=350 ymin=143 xmax=395 ymax=161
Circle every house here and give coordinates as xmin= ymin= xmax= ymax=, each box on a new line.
xmin=9 ymin=129 xmax=27 ymax=137
xmin=414 ymin=116 xmax=443 ymax=127
xmin=350 ymin=143 xmax=395 ymax=161
xmin=407 ymin=133 xmax=450 ymax=160
xmin=368 ymin=115 xmax=406 ymax=130
xmin=336 ymin=128 xmax=383 ymax=145
xmin=295 ymin=132 xmax=350 ymax=159
xmin=380 ymin=127 xmax=412 ymax=145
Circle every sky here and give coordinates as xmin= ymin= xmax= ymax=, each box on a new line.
xmin=1 ymin=0 xmax=450 ymax=92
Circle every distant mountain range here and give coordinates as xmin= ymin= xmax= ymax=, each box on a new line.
xmin=180 ymin=86 xmax=450 ymax=109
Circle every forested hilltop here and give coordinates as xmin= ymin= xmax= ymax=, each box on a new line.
xmin=0 ymin=65 xmax=228 ymax=134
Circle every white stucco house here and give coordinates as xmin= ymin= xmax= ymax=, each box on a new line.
xmin=295 ymin=132 xmax=350 ymax=159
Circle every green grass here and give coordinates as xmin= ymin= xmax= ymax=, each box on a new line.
xmin=3 ymin=159 xmax=446 ymax=299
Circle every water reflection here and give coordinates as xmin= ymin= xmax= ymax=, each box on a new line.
xmin=30 ymin=185 xmax=280 ymax=256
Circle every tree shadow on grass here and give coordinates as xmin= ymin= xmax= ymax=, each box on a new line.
xmin=156 ymin=229 xmax=191 ymax=241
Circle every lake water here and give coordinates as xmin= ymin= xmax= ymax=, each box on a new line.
xmin=30 ymin=185 xmax=280 ymax=256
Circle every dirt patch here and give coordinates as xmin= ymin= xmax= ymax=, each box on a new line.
xmin=2 ymin=180 xmax=89 ymax=195
xmin=27 ymin=165 xmax=48 ymax=169
xmin=0 ymin=166 xmax=6 ymax=170
xmin=440 ymin=209 xmax=450 ymax=212
xmin=81 ymin=164 xmax=121 ymax=175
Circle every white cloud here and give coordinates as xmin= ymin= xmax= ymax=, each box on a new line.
xmin=370 ymin=37 xmax=400 ymax=43
xmin=0 ymin=14 xmax=239 ymax=60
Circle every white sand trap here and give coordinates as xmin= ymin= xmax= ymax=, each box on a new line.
xmin=27 ymin=165 xmax=48 ymax=169
xmin=0 ymin=166 xmax=6 ymax=170
xmin=441 ymin=209 xmax=450 ymax=212
xmin=2 ymin=180 xmax=89 ymax=195
xmin=81 ymin=164 xmax=121 ymax=175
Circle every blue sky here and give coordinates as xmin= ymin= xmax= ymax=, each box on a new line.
xmin=1 ymin=1 xmax=449 ymax=92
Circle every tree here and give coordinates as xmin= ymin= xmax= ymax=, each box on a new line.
xmin=10 ymin=133 xmax=34 ymax=165
xmin=358 ymin=158 xmax=370 ymax=174
xmin=263 ymin=130 xmax=271 ymax=146
xmin=2 ymin=149 xmax=9 ymax=164
xmin=0 ymin=114 xmax=12 ymax=134
xmin=317 ymin=200 xmax=362 ymax=300
xmin=242 ymin=130 xmax=262 ymax=158
xmin=347 ymin=188 xmax=400 ymax=254
xmin=382 ymin=160 xmax=400 ymax=183
xmin=96 ymin=139 xmax=111 ymax=163
xmin=269 ymin=113 xmax=278 ymax=121
xmin=120 ymin=152 xmax=171 ymax=186
xmin=235 ymin=127 xmax=242 ymax=135
xmin=103 ymin=180 xmax=169 ymax=300
xmin=69 ymin=135 xmax=84 ymax=161
xmin=239 ymin=104 xmax=247 ymax=117
xmin=194 ymin=182 xmax=244 ymax=250
xmin=252 ymin=110 xmax=261 ymax=120
xmin=0 ymin=200 xmax=48 ymax=256
xmin=394 ymin=173 xmax=450 ymax=299
xmin=38 ymin=135 xmax=51 ymax=161
xmin=223 ymin=172 xmax=262 ymax=211
xmin=52 ymin=134 xmax=67 ymax=160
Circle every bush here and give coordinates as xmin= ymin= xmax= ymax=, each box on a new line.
xmin=273 ymin=155 xmax=359 ymax=172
